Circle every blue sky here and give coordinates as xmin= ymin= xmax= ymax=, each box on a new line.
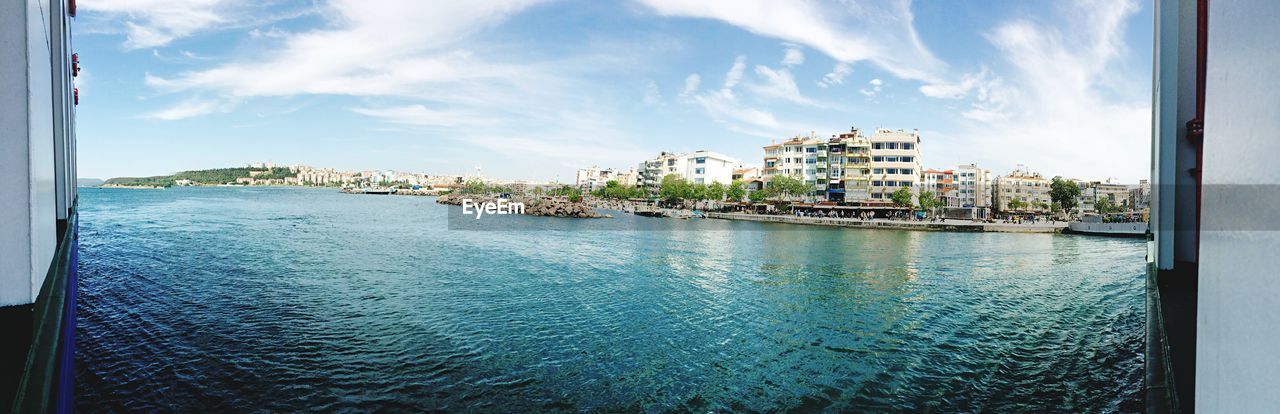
xmin=74 ymin=0 xmax=1153 ymax=183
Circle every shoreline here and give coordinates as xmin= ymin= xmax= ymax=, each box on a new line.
xmin=706 ymin=212 xmax=1068 ymax=234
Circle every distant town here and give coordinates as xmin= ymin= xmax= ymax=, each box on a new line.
xmin=100 ymin=125 xmax=1150 ymax=221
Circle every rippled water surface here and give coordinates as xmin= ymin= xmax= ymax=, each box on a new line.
xmin=76 ymin=187 xmax=1144 ymax=412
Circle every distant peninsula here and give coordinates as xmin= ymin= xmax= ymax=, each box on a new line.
xmin=103 ymin=167 xmax=297 ymax=188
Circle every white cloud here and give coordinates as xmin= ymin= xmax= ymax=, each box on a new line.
xmin=782 ymin=46 xmax=804 ymax=66
xmin=923 ymin=0 xmax=1149 ymax=181
xmin=79 ymin=0 xmax=294 ymax=49
xmin=143 ymin=97 xmax=231 ymax=120
xmin=642 ymin=80 xmax=662 ymax=104
xmin=723 ymin=56 xmax=746 ymax=88
xmin=817 ymin=62 xmax=852 ymax=88
xmin=859 ymin=78 xmax=884 ymax=97
xmin=635 ymin=0 xmax=945 ymax=82
xmin=348 ymin=105 xmax=497 ymax=128
xmin=680 ymin=74 xmax=701 ymax=97
xmin=748 ymin=65 xmax=815 ymax=106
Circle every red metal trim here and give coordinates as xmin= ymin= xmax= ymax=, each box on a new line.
xmin=68 ymin=0 xmax=76 ymax=17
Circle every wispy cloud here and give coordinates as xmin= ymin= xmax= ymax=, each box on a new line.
xmin=817 ymin=62 xmax=852 ymax=88
xmin=635 ymin=0 xmax=946 ymax=82
xmin=923 ymin=0 xmax=1149 ymax=181
xmin=143 ymin=97 xmax=233 ymax=120
xmin=781 ymin=45 xmax=805 ymax=66
xmin=859 ymin=78 xmax=883 ymax=97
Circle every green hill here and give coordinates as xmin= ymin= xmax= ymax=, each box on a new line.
xmin=104 ymin=167 xmax=296 ymax=187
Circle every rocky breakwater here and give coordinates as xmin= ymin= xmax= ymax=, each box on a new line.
xmin=436 ymin=194 xmax=609 ymax=218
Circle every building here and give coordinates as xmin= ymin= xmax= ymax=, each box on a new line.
xmin=574 ymin=165 xmax=616 ymax=193
xmin=922 ymin=168 xmax=959 ymax=207
xmin=869 ymin=128 xmax=922 ymax=203
xmin=638 ymin=150 xmax=740 ymax=189
xmin=992 ymin=166 xmax=1051 ymax=215
xmin=613 ymin=168 xmax=639 ymax=188
xmin=1128 ymin=179 xmax=1150 ymax=211
xmin=762 ymin=133 xmax=824 ymax=200
xmin=826 ymin=128 xmax=873 ymax=202
xmin=731 ymin=167 xmax=759 ymax=182
xmin=1074 ymin=179 xmax=1133 ymax=215
xmin=2 ymin=0 xmax=79 ymax=409
xmin=956 ymin=164 xmax=993 ymax=209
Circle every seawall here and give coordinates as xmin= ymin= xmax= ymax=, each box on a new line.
xmin=706 ymin=212 xmax=1066 ymax=234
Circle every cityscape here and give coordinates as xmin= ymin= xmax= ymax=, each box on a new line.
xmin=7 ymin=0 xmax=1278 ymax=412
xmin=114 ymin=124 xmax=1149 ymax=223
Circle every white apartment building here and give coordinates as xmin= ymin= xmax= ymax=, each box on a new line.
xmin=956 ymin=164 xmax=993 ymax=209
xmin=1074 ymin=179 xmax=1133 ymax=214
xmin=574 ymin=165 xmax=616 ymax=193
xmin=638 ymin=150 xmax=741 ymax=189
xmin=869 ymin=129 xmax=922 ymax=202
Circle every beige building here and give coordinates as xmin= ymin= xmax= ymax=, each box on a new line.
xmin=1075 ymin=179 xmax=1133 ymax=214
xmin=993 ymin=166 xmax=1051 ymax=214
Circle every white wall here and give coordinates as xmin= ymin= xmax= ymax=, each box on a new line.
xmin=0 ymin=0 xmax=61 ymax=307
xmin=1196 ymin=0 xmax=1280 ymax=410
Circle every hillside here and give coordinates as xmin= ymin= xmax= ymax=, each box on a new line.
xmin=104 ymin=167 xmax=296 ymax=187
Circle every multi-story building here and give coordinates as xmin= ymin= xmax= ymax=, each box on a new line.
xmin=1129 ymin=179 xmax=1150 ymax=212
xmin=613 ymin=168 xmax=639 ymax=188
xmin=827 ymin=128 xmax=872 ymax=202
xmin=637 ymin=150 xmax=740 ymax=190
xmin=956 ymin=164 xmax=993 ymax=210
xmin=922 ymin=168 xmax=959 ymax=207
xmin=763 ymin=134 xmax=824 ymax=200
xmin=574 ymin=165 xmax=616 ymax=193
xmin=1075 ymin=179 xmax=1133 ymax=214
xmin=731 ymin=167 xmax=760 ymax=182
xmin=993 ymin=166 xmax=1051 ymax=214
xmin=869 ymin=128 xmax=922 ymax=203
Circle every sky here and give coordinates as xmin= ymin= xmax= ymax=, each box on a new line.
xmin=73 ymin=0 xmax=1154 ymax=183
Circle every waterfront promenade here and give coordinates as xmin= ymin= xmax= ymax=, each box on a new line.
xmin=707 ymin=212 xmax=1067 ymax=233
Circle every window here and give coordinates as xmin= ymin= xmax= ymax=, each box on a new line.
xmin=885 ymin=156 xmax=899 ymax=162
xmin=695 ymin=168 xmax=705 ymax=174
xmin=902 ymin=143 xmax=914 ymax=150
xmin=806 ymin=147 xmax=816 ymax=153
xmin=900 ymin=156 xmax=913 ymax=163
xmin=872 ymin=156 xmax=884 ymax=162
xmin=785 ymin=147 xmax=793 ymax=152
xmin=695 ymin=157 xmax=706 ymax=164
xmin=886 ymin=168 xmax=898 ymax=174
xmin=887 ymin=142 xmax=899 ymax=149
xmin=667 ymin=159 xmax=675 ymax=166
xmin=872 ymin=168 xmax=883 ymax=174
xmin=872 ymin=193 xmax=883 ymax=199
xmin=872 ymin=143 xmax=883 ymax=149
xmin=872 ymin=181 xmax=883 ymax=187
xmin=901 ymin=168 xmax=913 ymax=175
xmin=806 ymin=158 xmax=816 ymax=164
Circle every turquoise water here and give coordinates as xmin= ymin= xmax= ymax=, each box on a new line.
xmin=75 ymin=187 xmax=1144 ymax=412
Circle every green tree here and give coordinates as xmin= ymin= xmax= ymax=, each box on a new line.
xmin=1007 ymin=198 xmax=1028 ymax=211
xmin=1049 ymin=177 xmax=1081 ymax=215
xmin=1095 ymin=197 xmax=1119 ymax=215
xmin=659 ymin=174 xmax=689 ymax=204
xmin=706 ymin=182 xmax=726 ymax=201
xmin=890 ymin=186 xmax=913 ymax=208
xmin=727 ymin=180 xmax=746 ymax=202
xmin=748 ymin=190 xmax=768 ymax=203
xmin=917 ymin=190 xmax=945 ymax=210
xmin=767 ymin=175 xmax=808 ymax=201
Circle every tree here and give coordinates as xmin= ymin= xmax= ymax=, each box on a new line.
xmin=706 ymin=182 xmax=726 ymax=201
xmin=1095 ymin=197 xmax=1119 ymax=215
xmin=1049 ymin=177 xmax=1081 ymax=215
xmin=767 ymin=175 xmax=808 ymax=201
xmin=748 ymin=190 xmax=768 ymax=203
xmin=1007 ymin=198 xmax=1028 ymax=211
xmin=727 ymin=180 xmax=746 ymax=202
xmin=890 ymin=186 xmax=913 ymax=208
xmin=917 ymin=190 xmax=945 ymax=211
xmin=659 ymin=174 xmax=689 ymax=205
